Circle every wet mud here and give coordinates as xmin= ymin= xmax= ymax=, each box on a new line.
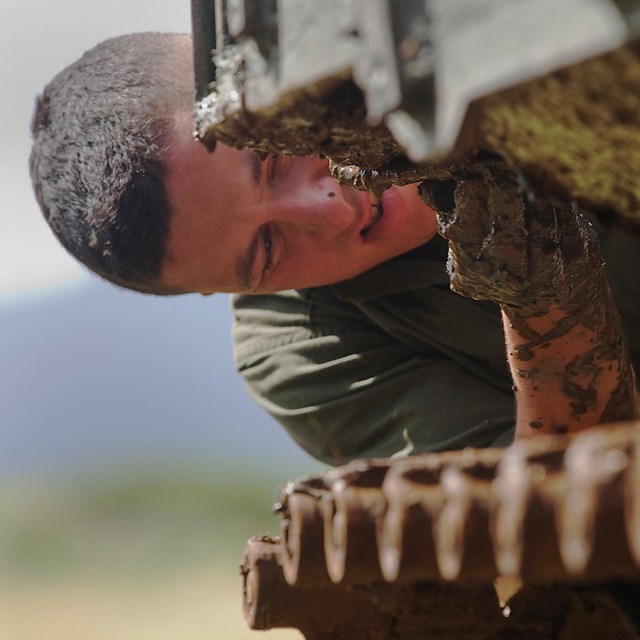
xmin=329 ymin=157 xmax=447 ymax=196
xmin=418 ymin=154 xmax=635 ymax=428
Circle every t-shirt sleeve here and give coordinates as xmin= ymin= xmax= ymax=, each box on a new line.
xmin=232 ymin=289 xmax=515 ymax=466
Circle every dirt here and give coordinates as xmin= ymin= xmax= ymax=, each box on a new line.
xmin=197 ymin=76 xmax=403 ymax=171
xmin=417 ymin=153 xmax=635 ymax=426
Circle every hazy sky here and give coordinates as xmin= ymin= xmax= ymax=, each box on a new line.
xmin=0 ymin=2 xmax=191 ymax=296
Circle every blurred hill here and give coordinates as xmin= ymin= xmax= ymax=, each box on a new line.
xmin=0 ymin=279 xmax=318 ymax=480
xmin=0 ymin=280 xmax=317 ymax=639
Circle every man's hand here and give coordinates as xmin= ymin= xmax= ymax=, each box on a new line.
xmin=418 ymin=154 xmax=601 ymax=311
xmin=419 ymin=154 xmax=637 ymax=437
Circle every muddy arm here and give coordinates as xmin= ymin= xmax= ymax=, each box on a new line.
xmin=419 ymin=154 xmax=637 ymax=438
xmin=502 ymin=304 xmax=635 ymax=438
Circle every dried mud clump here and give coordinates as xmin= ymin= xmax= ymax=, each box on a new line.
xmin=199 ymin=77 xmax=403 ymax=170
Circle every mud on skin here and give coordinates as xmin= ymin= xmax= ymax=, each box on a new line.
xmin=418 ymin=153 xmax=635 ymax=427
xmin=329 ymin=157 xmax=450 ymax=196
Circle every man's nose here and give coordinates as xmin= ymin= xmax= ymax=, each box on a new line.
xmin=273 ymin=181 xmax=356 ymax=237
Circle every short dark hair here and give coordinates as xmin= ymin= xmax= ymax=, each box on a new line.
xmin=29 ymin=33 xmax=193 ymax=294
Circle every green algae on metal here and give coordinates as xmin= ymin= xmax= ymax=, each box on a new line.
xmin=474 ymin=44 xmax=640 ymax=226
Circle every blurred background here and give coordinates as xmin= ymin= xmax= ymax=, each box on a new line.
xmin=0 ymin=3 xmax=323 ymax=638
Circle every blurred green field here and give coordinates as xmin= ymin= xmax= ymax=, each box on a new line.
xmin=0 ymin=463 xmax=323 ymax=640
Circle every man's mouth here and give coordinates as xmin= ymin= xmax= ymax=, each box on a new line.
xmin=361 ymin=194 xmax=384 ymax=235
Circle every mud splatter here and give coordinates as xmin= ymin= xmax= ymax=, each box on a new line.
xmin=418 ymin=153 xmax=635 ymax=429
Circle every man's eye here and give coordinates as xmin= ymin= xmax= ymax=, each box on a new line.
xmin=262 ymin=226 xmax=273 ymax=273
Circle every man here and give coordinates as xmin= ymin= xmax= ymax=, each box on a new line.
xmin=30 ymin=33 xmax=640 ymax=466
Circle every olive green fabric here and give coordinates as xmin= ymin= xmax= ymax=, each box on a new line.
xmin=232 ymin=236 xmax=514 ymax=465
xmin=232 ymin=224 xmax=640 ymax=467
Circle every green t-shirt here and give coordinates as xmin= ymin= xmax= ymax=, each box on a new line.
xmin=232 ymin=224 xmax=640 ymax=466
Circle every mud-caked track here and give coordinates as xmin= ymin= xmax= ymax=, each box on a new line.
xmin=242 ymin=422 xmax=640 ymax=638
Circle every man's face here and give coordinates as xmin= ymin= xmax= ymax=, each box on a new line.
xmin=161 ymin=127 xmax=438 ymax=294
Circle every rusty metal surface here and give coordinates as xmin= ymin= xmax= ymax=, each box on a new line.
xmin=240 ymin=425 xmax=640 ymax=637
xmin=272 ymin=423 xmax=640 ymax=587
xmin=242 ymin=537 xmax=395 ymax=639
xmin=242 ymin=537 xmax=640 ymax=639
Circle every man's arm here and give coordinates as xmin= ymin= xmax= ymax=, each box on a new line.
xmin=420 ymin=154 xmax=637 ymax=438
xmin=503 ymin=303 xmax=635 ymax=438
